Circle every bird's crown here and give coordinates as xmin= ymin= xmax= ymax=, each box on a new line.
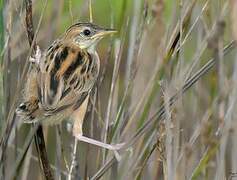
xmin=63 ymin=22 xmax=116 ymax=49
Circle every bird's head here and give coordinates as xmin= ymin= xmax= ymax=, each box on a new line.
xmin=64 ymin=22 xmax=116 ymax=50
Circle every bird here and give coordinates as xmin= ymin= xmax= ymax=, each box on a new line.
xmin=16 ymin=22 xmax=123 ymax=150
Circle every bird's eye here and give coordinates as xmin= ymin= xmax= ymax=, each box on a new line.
xmin=83 ymin=29 xmax=91 ymax=36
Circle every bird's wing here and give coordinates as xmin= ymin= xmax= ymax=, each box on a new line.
xmin=38 ymin=42 xmax=98 ymax=116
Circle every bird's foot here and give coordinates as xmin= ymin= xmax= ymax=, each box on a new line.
xmin=75 ymin=135 xmax=125 ymax=151
xmin=29 ymin=45 xmax=41 ymax=65
xmin=75 ymin=135 xmax=124 ymax=161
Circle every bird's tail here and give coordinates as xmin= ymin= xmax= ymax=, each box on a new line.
xmin=16 ymin=98 xmax=39 ymax=122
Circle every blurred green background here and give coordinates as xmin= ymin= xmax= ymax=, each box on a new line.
xmin=1 ymin=0 xmax=237 ymax=180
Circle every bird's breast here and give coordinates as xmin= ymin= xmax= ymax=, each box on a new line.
xmin=42 ymin=44 xmax=100 ymax=105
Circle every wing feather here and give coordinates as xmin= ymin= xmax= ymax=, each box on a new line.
xmin=37 ymin=42 xmax=98 ymax=117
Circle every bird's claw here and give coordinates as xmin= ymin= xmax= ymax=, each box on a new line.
xmin=29 ymin=45 xmax=41 ymax=64
xmin=75 ymin=135 xmax=125 ymax=151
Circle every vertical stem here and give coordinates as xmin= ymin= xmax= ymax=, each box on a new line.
xmin=1 ymin=0 xmax=12 ymax=178
xmin=89 ymin=0 xmax=93 ymax=22
xmin=68 ymin=138 xmax=78 ymax=180
xmin=34 ymin=125 xmax=54 ymax=180
xmin=24 ymin=0 xmax=54 ymax=179
xmin=25 ymin=0 xmax=36 ymax=54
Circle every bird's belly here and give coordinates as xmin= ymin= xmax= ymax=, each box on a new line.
xmin=40 ymin=107 xmax=73 ymax=125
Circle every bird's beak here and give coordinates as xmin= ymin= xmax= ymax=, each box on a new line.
xmin=94 ymin=29 xmax=117 ymax=38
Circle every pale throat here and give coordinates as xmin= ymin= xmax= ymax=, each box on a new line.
xmin=87 ymin=43 xmax=97 ymax=53
xmin=76 ymin=40 xmax=97 ymax=52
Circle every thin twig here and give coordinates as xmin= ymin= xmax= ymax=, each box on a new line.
xmin=68 ymin=138 xmax=78 ymax=180
xmin=34 ymin=125 xmax=54 ymax=180
xmin=102 ymin=39 xmax=122 ymax=154
xmin=25 ymin=0 xmax=36 ymax=53
xmin=24 ymin=0 xmax=54 ymax=179
xmin=89 ymin=0 xmax=93 ymax=23
xmin=69 ymin=0 xmax=73 ymax=23
xmin=0 ymin=2 xmax=13 ymax=177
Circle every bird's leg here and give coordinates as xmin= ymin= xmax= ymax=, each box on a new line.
xmin=75 ymin=134 xmax=125 ymax=151
xmin=72 ymin=96 xmax=124 ymax=152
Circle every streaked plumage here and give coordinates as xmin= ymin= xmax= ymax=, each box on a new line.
xmin=17 ymin=22 xmax=114 ymax=126
xmin=16 ymin=22 xmax=123 ymax=150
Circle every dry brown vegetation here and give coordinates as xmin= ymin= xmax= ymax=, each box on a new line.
xmin=0 ymin=0 xmax=237 ymax=180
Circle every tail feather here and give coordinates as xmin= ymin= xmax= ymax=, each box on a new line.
xmin=16 ymin=99 xmax=39 ymax=122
